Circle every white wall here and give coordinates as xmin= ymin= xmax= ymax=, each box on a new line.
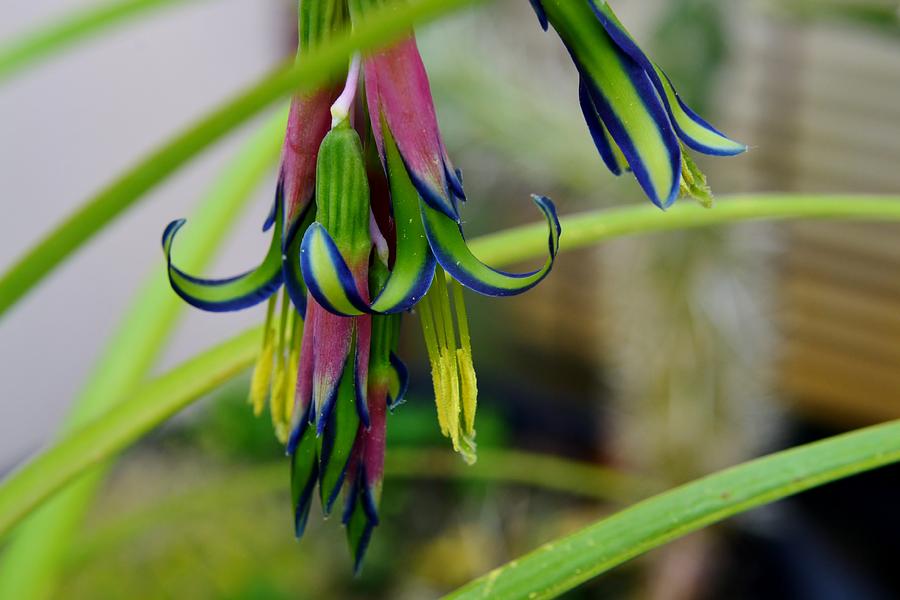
xmin=0 ymin=0 xmax=287 ymax=465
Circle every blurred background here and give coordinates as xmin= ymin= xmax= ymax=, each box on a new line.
xmin=1 ymin=0 xmax=899 ymax=598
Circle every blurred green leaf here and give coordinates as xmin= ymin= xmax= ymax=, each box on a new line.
xmin=0 ymin=110 xmax=287 ymax=599
xmin=774 ymin=0 xmax=900 ymax=32
xmin=446 ymin=419 xmax=900 ymax=599
xmin=651 ymin=0 xmax=727 ymax=112
xmin=0 ymin=0 xmax=201 ymax=82
xmin=0 ymin=326 xmax=262 ymax=543
xmin=69 ymin=447 xmax=641 ymax=568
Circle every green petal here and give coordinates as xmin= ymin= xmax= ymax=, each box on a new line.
xmin=162 ymin=188 xmax=285 ymax=312
xmin=590 ymin=0 xmax=746 ymax=156
xmin=318 ymin=350 xmax=362 ymax=515
xmin=290 ymin=405 xmax=318 ymax=538
xmin=369 ymin=128 xmax=437 ymax=313
xmin=421 ymin=195 xmax=560 ymax=297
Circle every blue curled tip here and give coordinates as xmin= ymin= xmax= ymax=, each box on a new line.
xmin=388 ymin=352 xmax=409 ymax=411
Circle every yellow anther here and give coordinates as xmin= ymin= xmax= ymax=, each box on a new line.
xmin=249 ymin=295 xmax=278 ymax=417
xmin=417 ymin=268 xmax=479 ymax=463
xmin=271 ymin=367 xmax=288 ymax=443
xmin=440 ymin=349 xmax=461 ymax=451
xmin=249 ymin=339 xmax=274 ymax=417
xmin=457 ymin=347 xmax=478 ymax=437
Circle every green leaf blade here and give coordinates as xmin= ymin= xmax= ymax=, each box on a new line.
xmin=0 ymin=0 xmax=195 ymax=82
xmin=0 ymin=327 xmax=262 ymax=542
xmin=446 ymin=420 xmax=900 ymax=599
xmin=0 ymin=110 xmax=287 ymax=598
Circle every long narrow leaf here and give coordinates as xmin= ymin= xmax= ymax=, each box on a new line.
xmin=0 ymin=327 xmax=261 ymax=541
xmin=0 ymin=0 xmax=486 ymax=319
xmin=446 ymin=419 xmax=900 ymax=599
xmin=4 ymin=194 xmax=900 ymax=558
xmin=0 ymin=0 xmax=197 ymax=82
xmin=0 ymin=111 xmax=286 ymax=598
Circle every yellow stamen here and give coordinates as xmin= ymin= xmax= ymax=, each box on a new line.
xmin=417 ymin=267 xmax=479 ymax=463
xmin=418 ymin=290 xmax=450 ymax=437
xmin=270 ymin=290 xmax=293 ymax=443
xmin=440 ymin=348 xmax=461 ymax=451
xmin=283 ymin=313 xmax=304 ymax=425
xmin=249 ymin=296 xmax=278 ymax=416
xmin=453 ymin=281 xmax=478 ymax=436
xmin=250 ymin=341 xmax=274 ymax=417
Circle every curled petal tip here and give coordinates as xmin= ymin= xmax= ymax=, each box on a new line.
xmin=161 ymin=197 xmax=285 ymax=313
xmin=422 ymin=194 xmax=561 ymax=297
xmin=263 ymin=182 xmax=281 ymax=232
xmin=161 ymin=219 xmax=187 ymax=250
xmin=387 ymin=352 xmax=410 ymax=411
xmin=302 ymin=220 xmax=437 ymax=316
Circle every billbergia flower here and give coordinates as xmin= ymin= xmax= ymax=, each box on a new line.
xmin=529 ymin=0 xmax=747 ymax=208
xmin=160 ymin=0 xmax=560 ymax=572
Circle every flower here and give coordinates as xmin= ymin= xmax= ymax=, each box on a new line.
xmin=160 ymin=3 xmax=561 ymax=571
xmin=297 ymin=33 xmax=561 ymax=452
xmin=291 ymin=32 xmax=561 ymax=566
xmin=529 ymin=0 xmax=747 ymax=208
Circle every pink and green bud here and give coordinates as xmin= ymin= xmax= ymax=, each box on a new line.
xmin=279 ymin=89 xmax=340 ymax=225
xmin=363 ymin=34 xmax=465 ymax=221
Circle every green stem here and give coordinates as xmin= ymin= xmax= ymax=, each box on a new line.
xmin=445 ymin=419 xmax=900 ymax=600
xmin=0 ymin=0 xmax=197 ymax=82
xmin=469 ymin=194 xmax=900 ymax=266
xmin=0 ymin=111 xmax=286 ymax=599
xmin=0 ymin=0 xmax=487 ymax=319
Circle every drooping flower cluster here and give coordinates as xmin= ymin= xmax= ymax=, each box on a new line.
xmin=529 ymin=0 xmax=747 ymax=208
xmin=161 ymin=0 xmax=559 ymax=571
xmin=162 ymin=0 xmax=746 ymax=573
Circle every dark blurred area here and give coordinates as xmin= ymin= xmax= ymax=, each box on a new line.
xmin=3 ymin=0 xmax=900 ymax=598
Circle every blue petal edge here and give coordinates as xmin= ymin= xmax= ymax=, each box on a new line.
xmin=318 ymin=401 xmax=354 ymax=515
xmin=161 ymin=218 xmax=283 ymax=313
xmin=293 ymin=455 xmax=318 ymax=539
xmin=578 ymin=58 xmax=681 ymax=209
xmin=388 ymin=352 xmax=409 ymax=411
xmin=588 ymin=0 xmax=746 ymax=157
xmin=300 ymin=223 xmax=372 ymax=317
xmin=401 ymin=152 xmax=461 ymax=223
xmin=578 ymin=77 xmax=625 ymax=176
xmin=355 ymin=338 xmax=371 ymax=429
xmin=424 ymin=194 xmax=561 ymax=297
